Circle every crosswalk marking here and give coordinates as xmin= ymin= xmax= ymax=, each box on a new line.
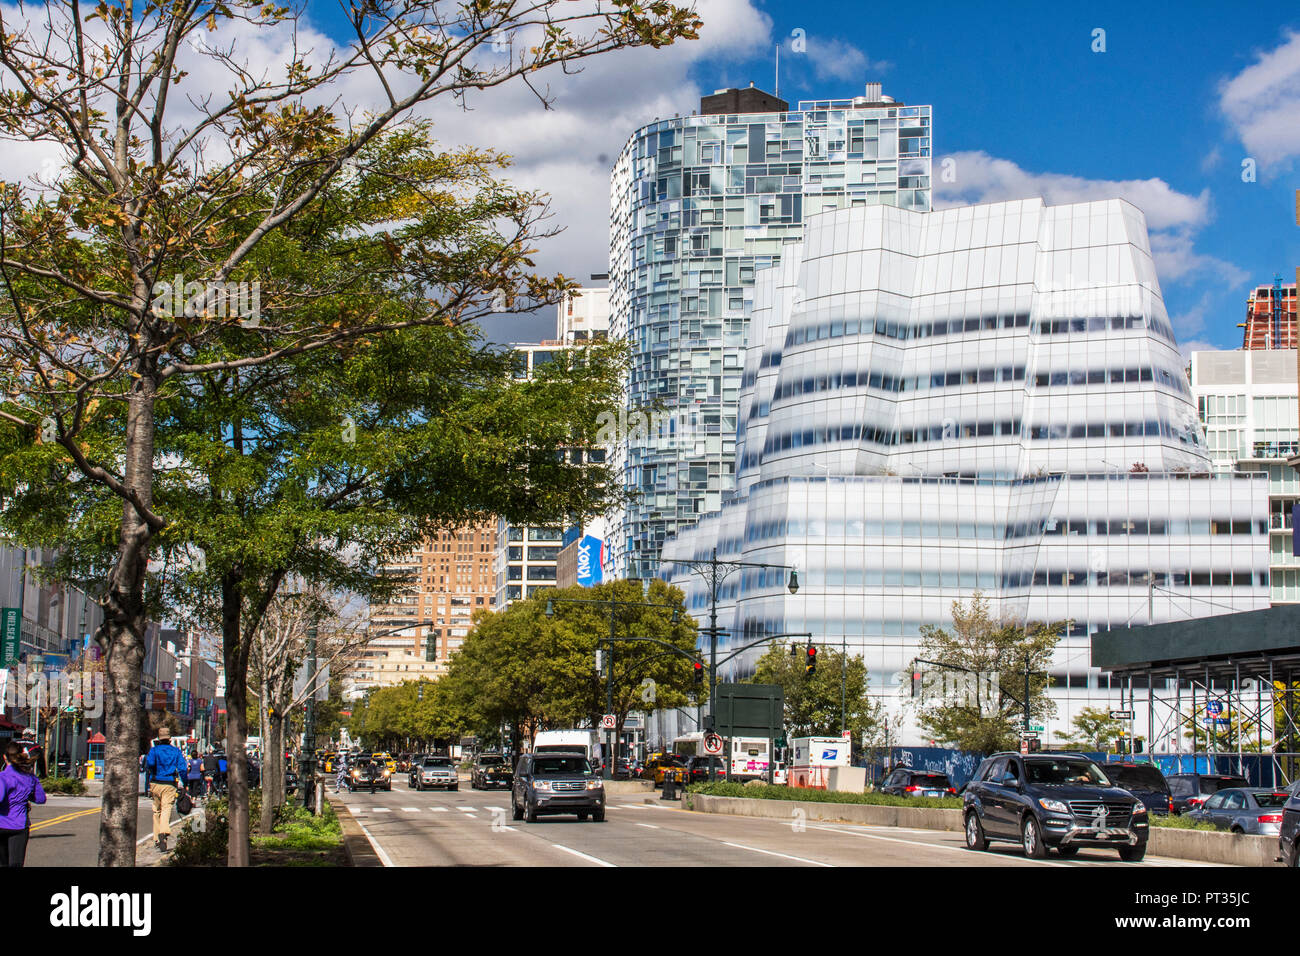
xmin=371 ymin=807 xmax=392 ymax=813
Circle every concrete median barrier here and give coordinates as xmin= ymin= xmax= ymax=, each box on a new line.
xmin=687 ymin=794 xmax=1283 ymax=865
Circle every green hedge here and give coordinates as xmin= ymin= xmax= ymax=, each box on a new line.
xmin=686 ymin=781 xmax=962 ymax=809
xmin=41 ymin=776 xmax=86 ymax=795
xmin=1148 ymin=813 xmax=1221 ymax=831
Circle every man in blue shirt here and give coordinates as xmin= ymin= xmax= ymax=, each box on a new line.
xmin=144 ymin=728 xmax=187 ymax=851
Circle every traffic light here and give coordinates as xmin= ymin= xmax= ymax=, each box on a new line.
xmin=693 ymin=660 xmax=704 ymax=685
xmin=1027 ymin=738 xmax=1041 ymax=753
xmin=1115 ymin=735 xmax=1128 ymax=755
xmin=805 ymin=645 xmax=817 ymax=676
xmin=910 ymin=666 xmax=922 ymax=698
xmin=1133 ymin=737 xmax=1144 ymax=754
xmin=424 ymin=635 xmax=435 ymax=662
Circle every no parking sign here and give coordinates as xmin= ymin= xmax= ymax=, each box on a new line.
xmin=703 ymin=732 xmax=724 ymax=755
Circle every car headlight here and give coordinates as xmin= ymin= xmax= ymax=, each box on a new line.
xmin=533 ymin=780 xmax=553 ymax=791
xmin=1038 ymin=798 xmax=1069 ymax=814
xmin=586 ymin=780 xmax=603 ymax=790
xmin=351 ymin=770 xmax=360 ymax=777
xmin=1132 ymin=804 xmax=1147 ymax=818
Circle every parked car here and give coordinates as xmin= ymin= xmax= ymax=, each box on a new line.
xmin=1103 ymin=762 xmax=1174 ymax=815
xmin=1279 ymin=790 xmax=1300 ymax=867
xmin=1166 ymin=773 xmax=1251 ymax=814
xmin=879 ymin=768 xmax=957 ymax=798
xmin=962 ymin=752 xmax=1149 ymax=861
xmin=1186 ymin=788 xmax=1291 ymax=836
xmin=348 ymin=758 xmax=391 ymax=792
xmin=412 ymin=755 xmax=458 ymax=791
xmin=685 ymin=755 xmax=727 ymax=784
xmin=471 ymin=753 xmax=513 ymax=790
xmin=511 ymin=751 xmax=605 ymax=822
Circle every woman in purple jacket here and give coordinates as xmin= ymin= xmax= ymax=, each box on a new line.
xmin=0 ymin=740 xmax=47 ymax=867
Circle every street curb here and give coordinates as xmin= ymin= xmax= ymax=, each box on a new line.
xmin=686 ymin=794 xmax=1282 ymax=866
xmin=604 ymin=780 xmax=655 ymax=795
xmin=328 ymin=796 xmax=382 ymax=867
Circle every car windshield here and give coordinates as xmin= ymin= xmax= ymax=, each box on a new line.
xmin=1106 ymin=766 xmax=1167 ymax=790
xmin=1024 ymin=759 xmax=1111 ymax=786
xmin=912 ymin=774 xmax=949 ymax=785
xmin=1203 ymin=777 xmax=1249 ymax=793
xmin=479 ymin=756 xmax=504 ymax=766
xmin=1252 ymin=792 xmax=1290 ymax=808
xmin=534 ymin=756 xmax=591 ymax=775
xmin=424 ymin=758 xmax=451 ymax=767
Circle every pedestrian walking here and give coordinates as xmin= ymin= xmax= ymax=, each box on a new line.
xmin=0 ymin=740 xmax=47 ymax=867
xmin=144 ymin=728 xmax=187 ymax=852
xmin=201 ymin=749 xmax=218 ymax=796
xmin=216 ymin=752 xmax=228 ymax=794
xmin=186 ymin=752 xmax=204 ymax=798
xmin=335 ymin=754 xmax=348 ymax=793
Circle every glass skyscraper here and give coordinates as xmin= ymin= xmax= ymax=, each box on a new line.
xmin=659 ymin=197 xmax=1270 ymax=746
xmin=608 ymin=83 xmax=932 ymax=579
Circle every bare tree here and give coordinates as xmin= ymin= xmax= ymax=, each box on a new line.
xmin=0 ymin=1 xmax=700 ymax=865
xmin=248 ymin=587 xmax=366 ymax=835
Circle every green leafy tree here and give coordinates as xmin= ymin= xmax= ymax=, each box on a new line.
xmin=914 ymin=593 xmax=1066 ymax=753
xmin=1056 ymin=706 xmax=1127 ymax=752
xmin=0 ymin=0 xmax=700 ymax=868
xmin=750 ymin=644 xmax=883 ymax=757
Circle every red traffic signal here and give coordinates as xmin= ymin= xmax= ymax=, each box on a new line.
xmin=693 ymin=660 xmax=704 ymax=684
xmin=805 ymin=645 xmax=817 ymax=676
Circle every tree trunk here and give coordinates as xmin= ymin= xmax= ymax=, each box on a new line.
xmin=222 ymin=573 xmax=250 ymax=867
xmin=96 ymin=374 xmax=158 ymax=867
xmin=258 ymin=680 xmax=274 ymax=835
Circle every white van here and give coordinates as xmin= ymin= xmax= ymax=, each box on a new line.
xmin=532 ymin=730 xmax=603 ymax=768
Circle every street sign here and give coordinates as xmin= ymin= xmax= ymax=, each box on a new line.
xmin=600 ymin=713 xmax=616 ymax=730
xmin=702 ymin=732 xmax=724 ymax=756
xmin=1205 ymin=700 xmax=1224 ymax=717
xmin=1 ymin=608 xmax=20 ymax=668
xmin=1019 ymin=731 xmax=1039 ymax=740
xmin=1109 ymin=710 xmax=1134 ymax=720
xmin=1020 ymin=739 xmax=1030 ymax=754
xmin=713 ymin=683 xmax=784 ymax=739
xmin=1026 ymin=723 xmax=1045 ymax=733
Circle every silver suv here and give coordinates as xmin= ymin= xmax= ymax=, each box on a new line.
xmin=413 ymin=755 xmax=458 ymax=791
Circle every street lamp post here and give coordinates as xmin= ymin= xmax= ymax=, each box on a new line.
xmin=301 ymin=624 xmax=317 ymax=811
xmin=674 ymin=548 xmax=799 ymax=772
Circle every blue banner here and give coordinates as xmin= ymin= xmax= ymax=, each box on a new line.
xmin=575 ymin=535 xmax=604 ymax=587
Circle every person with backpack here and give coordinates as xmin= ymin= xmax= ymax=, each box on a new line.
xmin=143 ymin=728 xmax=187 ymax=851
xmin=201 ymin=749 xmax=219 ymax=796
xmin=0 ymin=740 xmax=47 ymax=866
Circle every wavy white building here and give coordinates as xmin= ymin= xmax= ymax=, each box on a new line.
xmin=661 ymin=198 xmax=1270 ymax=745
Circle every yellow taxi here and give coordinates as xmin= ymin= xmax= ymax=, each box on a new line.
xmin=374 ymin=751 xmax=397 ymax=773
xmin=643 ymin=752 xmax=688 ymax=787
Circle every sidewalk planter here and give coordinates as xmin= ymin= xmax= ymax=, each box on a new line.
xmin=687 ymin=794 xmax=1281 ymax=865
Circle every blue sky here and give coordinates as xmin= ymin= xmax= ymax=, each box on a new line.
xmin=301 ymin=0 xmax=1300 ymax=352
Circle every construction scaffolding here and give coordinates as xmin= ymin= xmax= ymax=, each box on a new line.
xmin=1093 ymin=604 xmax=1300 ymax=788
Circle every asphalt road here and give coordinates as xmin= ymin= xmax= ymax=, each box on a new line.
xmin=27 ymin=794 xmax=188 ymax=867
xmin=332 ymin=781 xmax=1224 ymax=868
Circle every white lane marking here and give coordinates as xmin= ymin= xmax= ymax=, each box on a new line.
xmin=401 ymin=807 xmax=421 ymax=813
xmin=635 ymin=823 xmax=660 ymax=830
xmin=347 ymin=806 xmax=363 ymax=816
xmin=720 ymin=841 xmax=834 ymax=867
xmin=457 ymin=806 xmax=477 ymax=812
xmin=431 ymin=807 xmax=449 ymax=813
xmin=551 ymin=844 xmax=616 ymax=867
xmin=806 ymin=824 xmax=1069 ymax=866
xmin=353 ymin=817 xmax=395 ymax=867
xmin=371 ymin=807 xmax=392 ymax=813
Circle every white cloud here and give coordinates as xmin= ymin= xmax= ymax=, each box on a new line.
xmin=934 ymin=150 xmax=1246 ymax=290
xmin=1217 ymin=29 xmax=1300 ymax=170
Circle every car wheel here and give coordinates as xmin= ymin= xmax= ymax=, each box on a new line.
xmin=1056 ymin=846 xmax=1079 ymax=858
xmin=525 ymin=799 xmax=538 ymax=824
xmin=451 ymin=784 xmax=458 ymax=791
xmin=964 ymin=810 xmax=988 ymax=851
xmin=593 ymin=808 xmax=605 ymax=823
xmin=511 ymin=796 xmax=523 ymax=821
xmin=1119 ymin=843 xmax=1147 ymax=863
xmin=1021 ymin=816 xmax=1047 ymax=859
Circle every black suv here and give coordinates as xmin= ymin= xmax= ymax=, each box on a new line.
xmin=963 ymin=752 xmax=1149 ymax=860
xmin=471 ymin=753 xmax=513 ymax=790
xmin=1166 ymin=773 xmax=1250 ymax=814
xmin=1103 ymin=762 xmax=1174 ymax=815
xmin=512 ymin=751 xmax=606 ymax=823
xmin=880 ymin=768 xmax=957 ymax=798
